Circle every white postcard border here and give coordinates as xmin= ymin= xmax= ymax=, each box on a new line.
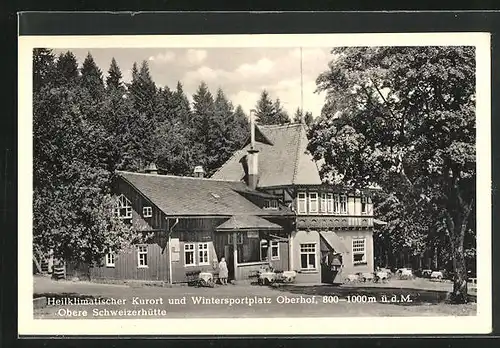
xmin=18 ymin=32 xmax=492 ymax=336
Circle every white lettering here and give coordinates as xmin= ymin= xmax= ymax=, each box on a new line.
xmin=131 ymin=297 xmax=163 ymax=305
xmin=57 ymin=308 xmax=88 ymax=317
xmin=276 ymin=295 xmax=315 ymax=304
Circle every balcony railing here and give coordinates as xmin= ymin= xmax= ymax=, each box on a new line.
xmin=296 ymin=216 xmax=373 ymax=229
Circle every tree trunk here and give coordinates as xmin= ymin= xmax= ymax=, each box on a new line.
xmin=434 ymin=246 xmax=438 ymax=269
xmin=445 ymin=199 xmax=473 ymax=304
xmin=450 ymin=233 xmax=468 ymax=303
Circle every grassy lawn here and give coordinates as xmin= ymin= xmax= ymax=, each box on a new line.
xmin=33 ymin=276 xmax=476 ymax=319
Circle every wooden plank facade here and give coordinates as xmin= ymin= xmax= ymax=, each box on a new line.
xmin=68 ymin=180 xmax=374 ymax=283
xmin=67 ymin=177 xmax=376 ymax=285
xmin=66 ymin=177 xmax=297 ymax=284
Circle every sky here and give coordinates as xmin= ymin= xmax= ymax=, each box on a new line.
xmin=52 ymin=47 xmax=334 ymax=117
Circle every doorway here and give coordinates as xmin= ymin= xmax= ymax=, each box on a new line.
xmin=224 ymin=244 xmax=235 ymax=280
xmin=321 ymin=251 xmax=343 ymax=284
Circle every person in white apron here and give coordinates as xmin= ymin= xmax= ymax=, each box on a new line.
xmin=219 ymin=257 xmax=228 ymax=285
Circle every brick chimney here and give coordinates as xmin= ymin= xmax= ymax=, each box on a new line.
xmin=247 ymin=109 xmax=259 ymax=190
xmin=194 ymin=165 xmax=205 ymax=178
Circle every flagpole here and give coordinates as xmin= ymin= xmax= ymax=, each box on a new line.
xmin=300 ymin=47 xmax=304 ymax=123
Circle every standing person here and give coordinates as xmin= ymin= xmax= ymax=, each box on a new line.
xmin=219 ymin=257 xmax=228 ymax=285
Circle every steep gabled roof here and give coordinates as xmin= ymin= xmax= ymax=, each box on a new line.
xmin=211 ymin=123 xmax=322 ymax=187
xmin=117 ymin=171 xmax=292 ymax=217
xmin=216 ymin=215 xmax=283 ymax=231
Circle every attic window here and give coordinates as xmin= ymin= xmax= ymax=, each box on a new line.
xmin=211 ymin=193 xmax=220 ymax=199
xmin=264 ymin=199 xmax=278 ymax=210
xmin=114 ymin=194 xmax=132 ymax=219
xmin=143 ymin=206 xmax=152 ymax=218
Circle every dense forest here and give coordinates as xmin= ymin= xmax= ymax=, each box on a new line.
xmin=32 ymin=49 xmax=312 ymax=266
xmin=33 ymin=47 xmax=476 ymax=303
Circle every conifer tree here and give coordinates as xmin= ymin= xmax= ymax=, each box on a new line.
xmin=255 ymin=90 xmax=275 ymax=125
xmin=192 ymin=81 xmax=215 ymax=167
xmin=293 ymin=107 xmax=303 ymax=124
xmin=106 ymin=57 xmax=123 ymax=90
xmin=154 ymin=82 xmax=198 ymax=175
xmin=80 ymin=52 xmax=105 ymax=100
xmin=33 ymin=48 xmax=56 ymax=92
xmin=205 ymin=88 xmax=234 ymax=173
xmin=55 ymin=51 xmax=79 ymax=86
xmin=174 ymin=82 xmax=192 ymax=126
xmin=230 ymin=105 xmax=250 ymax=151
xmin=293 ymin=108 xmax=314 ymax=126
xmin=128 ymin=60 xmax=157 ymax=116
xmin=127 ymin=60 xmax=158 ymax=170
xmin=272 ymin=98 xmax=291 ymax=125
xmin=304 ymin=111 xmax=314 ymax=127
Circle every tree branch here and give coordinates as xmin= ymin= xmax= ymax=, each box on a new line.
xmin=444 ymin=211 xmax=454 ymax=238
xmin=460 ymin=197 xmax=474 ymax=245
xmin=415 ymin=83 xmax=432 ymax=114
xmin=373 ymin=193 xmax=399 ymax=213
xmin=367 ymin=78 xmax=416 ymax=194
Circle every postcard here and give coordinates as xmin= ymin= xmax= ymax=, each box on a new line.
xmin=18 ymin=31 xmax=491 ymax=336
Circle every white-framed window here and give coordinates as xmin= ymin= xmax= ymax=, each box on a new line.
xmin=361 ymin=196 xmax=368 ymax=214
xmin=198 ymin=243 xmax=209 ymax=265
xmin=228 ymin=233 xmax=244 ymax=245
xmin=309 ymin=192 xmax=318 ymax=213
xmin=260 ymin=240 xmax=268 ymax=261
xmin=297 ymin=192 xmax=307 ymax=214
xmin=320 ymin=193 xmax=328 ymax=213
xmin=260 ymin=240 xmax=279 ymax=261
xmin=137 ymin=245 xmax=148 ymax=268
xmin=300 ymin=243 xmax=317 ymax=270
xmin=142 ymin=206 xmax=152 ymax=218
xmin=352 ymin=238 xmax=366 ymax=265
xmin=184 ymin=243 xmax=196 ymax=266
xmin=340 ymin=195 xmax=348 ymax=214
xmin=264 ymin=199 xmax=278 ymax=210
xmin=270 ymin=241 xmax=279 ymax=261
xmin=334 ymin=194 xmax=340 ymax=213
xmin=327 ymin=193 xmax=334 ymax=213
xmin=105 ymin=250 xmax=115 ymax=267
xmin=114 ymin=194 xmax=132 ymax=219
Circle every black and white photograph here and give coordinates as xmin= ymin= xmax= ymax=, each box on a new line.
xmin=18 ymin=32 xmax=491 ymax=335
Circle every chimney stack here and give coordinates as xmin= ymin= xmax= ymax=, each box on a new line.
xmin=247 ymin=109 xmax=259 ymax=190
xmin=144 ymin=162 xmax=158 ymax=175
xmin=194 ymin=165 xmax=205 ymax=178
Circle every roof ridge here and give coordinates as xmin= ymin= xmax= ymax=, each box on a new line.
xmin=258 ymin=123 xmax=301 ymax=129
xmin=291 ymin=124 xmax=305 ymax=184
xmin=117 ymin=170 xmax=242 ymax=183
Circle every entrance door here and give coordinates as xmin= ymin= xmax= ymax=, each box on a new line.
xmin=321 ymin=251 xmax=333 ymax=283
xmin=321 ymin=251 xmax=343 ymax=284
xmin=224 ymin=245 xmax=235 ymax=280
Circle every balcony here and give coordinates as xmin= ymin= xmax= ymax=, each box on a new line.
xmin=296 ymin=216 xmax=373 ymax=230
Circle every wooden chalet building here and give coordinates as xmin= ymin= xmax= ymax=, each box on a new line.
xmin=83 ymin=169 xmax=294 ymax=284
xmin=74 ymin=119 xmax=379 ymax=285
xmin=212 ymin=123 xmax=379 ymax=284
